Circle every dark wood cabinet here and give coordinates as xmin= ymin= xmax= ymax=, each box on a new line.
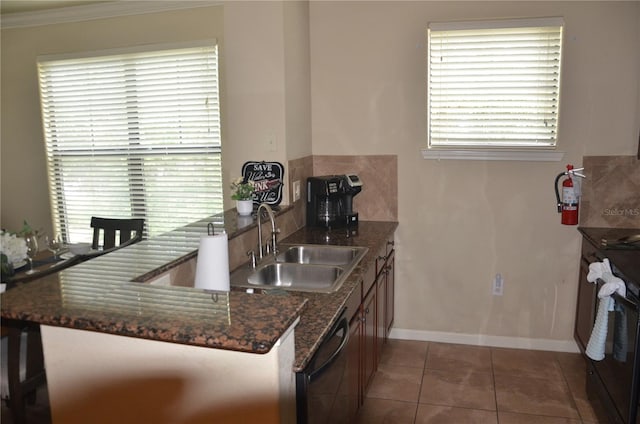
xmin=343 ymin=234 xmax=396 ymax=417
xmin=385 ymin=248 xmax=395 ymax=336
xmin=345 ymin=312 xmax=362 ymax=421
xmin=376 ymin=273 xmax=386 ymax=359
xmin=362 ymin=286 xmax=377 ymax=391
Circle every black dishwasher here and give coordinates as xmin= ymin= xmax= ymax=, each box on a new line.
xmin=296 ymin=308 xmax=350 ymax=424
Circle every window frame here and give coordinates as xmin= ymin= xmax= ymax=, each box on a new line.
xmin=424 ymin=17 xmax=565 ymax=161
xmin=37 ymin=40 xmax=224 ymax=243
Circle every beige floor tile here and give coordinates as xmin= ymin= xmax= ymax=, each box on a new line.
xmin=415 ymin=404 xmax=498 ymax=424
xmin=380 ymin=339 xmax=428 ymax=368
xmin=420 ymin=368 xmax=496 ymax=411
xmin=354 ymin=342 xmax=604 ymax=424
xmin=573 ymin=396 xmax=602 ymax=423
xmin=494 ymin=373 xmax=580 ymax=419
xmin=355 ymin=399 xmax=417 ymax=424
xmin=555 ymin=352 xmax=588 ymax=379
xmin=498 ymin=411 xmax=582 ymax=423
xmin=491 ymin=347 xmax=564 ymax=380
xmin=366 ymin=364 xmax=423 ymax=402
xmin=425 ymin=342 xmax=492 ymax=373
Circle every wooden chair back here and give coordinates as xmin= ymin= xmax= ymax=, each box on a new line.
xmin=90 ymin=217 xmax=144 ymax=250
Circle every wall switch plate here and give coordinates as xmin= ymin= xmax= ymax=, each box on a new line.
xmin=292 ymin=180 xmax=301 ymax=202
xmin=492 ymin=273 xmax=504 ymax=296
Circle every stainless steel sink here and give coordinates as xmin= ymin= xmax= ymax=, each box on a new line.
xmin=231 ymin=243 xmax=368 ymax=293
xmin=276 ymin=244 xmax=367 ymax=266
xmin=248 ymin=263 xmax=343 ymax=290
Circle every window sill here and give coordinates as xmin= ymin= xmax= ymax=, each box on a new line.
xmin=420 ymin=148 xmax=565 ymax=162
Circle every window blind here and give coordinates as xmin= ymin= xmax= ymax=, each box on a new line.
xmin=38 ymin=43 xmax=222 ymax=243
xmin=427 ymin=18 xmax=563 ymax=149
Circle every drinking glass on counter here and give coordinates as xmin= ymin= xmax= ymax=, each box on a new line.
xmin=24 ymin=234 xmax=38 ymax=274
xmin=46 ymin=234 xmax=63 ymax=259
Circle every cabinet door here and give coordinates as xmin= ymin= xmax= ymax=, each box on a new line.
xmin=346 ymin=313 xmax=362 ymax=417
xmin=376 ymin=274 xmax=386 ymax=357
xmin=385 ymin=249 xmax=395 ymax=337
xmin=375 ymin=243 xmax=387 ymax=277
xmin=362 ymin=287 xmax=377 ymax=392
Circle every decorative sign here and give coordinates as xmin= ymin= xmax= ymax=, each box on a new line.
xmin=241 ymin=161 xmax=284 ymax=206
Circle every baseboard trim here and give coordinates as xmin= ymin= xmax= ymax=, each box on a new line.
xmin=389 ymin=328 xmax=580 ymax=353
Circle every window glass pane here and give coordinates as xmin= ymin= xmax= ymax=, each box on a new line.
xmin=427 ymin=19 xmax=563 ymax=149
xmin=39 ymin=43 xmax=223 ymax=243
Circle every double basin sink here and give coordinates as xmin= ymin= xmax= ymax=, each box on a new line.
xmin=230 ymin=244 xmax=368 ymax=293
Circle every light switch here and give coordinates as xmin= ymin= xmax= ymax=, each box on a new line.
xmin=293 ymin=180 xmax=301 ymax=202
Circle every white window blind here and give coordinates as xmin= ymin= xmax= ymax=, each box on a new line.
xmin=427 ymin=18 xmax=563 ymax=149
xmin=38 ymin=42 xmax=223 ymax=243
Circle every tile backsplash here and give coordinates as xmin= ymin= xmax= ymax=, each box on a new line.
xmin=580 ymin=155 xmax=640 ymax=228
xmin=288 ymin=154 xmax=398 ymax=223
xmin=312 ymin=155 xmax=398 ymax=222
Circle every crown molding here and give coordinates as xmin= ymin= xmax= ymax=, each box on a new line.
xmin=1 ymin=1 xmax=221 ymax=29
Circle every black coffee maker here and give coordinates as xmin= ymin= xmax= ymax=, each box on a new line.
xmin=306 ymin=175 xmax=362 ymax=228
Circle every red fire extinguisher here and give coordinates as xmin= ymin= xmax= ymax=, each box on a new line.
xmin=554 ymin=164 xmax=585 ymax=225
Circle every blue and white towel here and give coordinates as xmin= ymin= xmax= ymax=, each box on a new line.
xmin=585 ymin=258 xmax=626 ymax=361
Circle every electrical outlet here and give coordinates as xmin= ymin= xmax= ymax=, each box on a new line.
xmin=492 ymin=273 xmax=504 ymax=296
xmin=292 ymin=180 xmax=301 ymax=202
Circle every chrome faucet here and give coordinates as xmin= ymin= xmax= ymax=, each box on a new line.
xmin=256 ymin=203 xmax=279 ymax=260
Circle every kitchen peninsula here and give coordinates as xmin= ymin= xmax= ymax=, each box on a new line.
xmin=1 ymin=208 xmax=397 ymax=423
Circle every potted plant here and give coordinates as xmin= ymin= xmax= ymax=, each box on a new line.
xmin=230 ymin=177 xmax=256 ymax=216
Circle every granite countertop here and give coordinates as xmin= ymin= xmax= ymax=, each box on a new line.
xmin=1 ymin=213 xmax=306 ymax=355
xmin=1 ymin=213 xmax=398 ymax=371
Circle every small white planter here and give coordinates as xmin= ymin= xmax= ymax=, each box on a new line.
xmin=236 ymin=199 xmax=254 ymax=216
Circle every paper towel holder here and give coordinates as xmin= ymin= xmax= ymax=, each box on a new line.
xmin=207 ymin=222 xmax=226 ymax=236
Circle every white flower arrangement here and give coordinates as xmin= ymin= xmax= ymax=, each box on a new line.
xmin=230 ymin=177 xmax=256 ymax=201
xmin=1 ymin=230 xmax=28 ymax=265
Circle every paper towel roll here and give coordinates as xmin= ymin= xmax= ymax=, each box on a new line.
xmin=194 ymin=231 xmax=230 ymax=291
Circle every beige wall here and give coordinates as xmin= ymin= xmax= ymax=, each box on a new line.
xmin=1 ymin=2 xmax=311 ymax=235
xmin=223 ymin=1 xmax=311 ymax=203
xmin=2 ymin=1 xmax=639 ymax=349
xmin=1 ymin=5 xmax=225 ymax=235
xmin=309 ymin=1 xmax=639 ymax=349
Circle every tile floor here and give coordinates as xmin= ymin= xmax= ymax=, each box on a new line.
xmin=1 ymin=339 xmax=603 ymax=424
xmin=356 ymin=339 xmax=602 ymax=424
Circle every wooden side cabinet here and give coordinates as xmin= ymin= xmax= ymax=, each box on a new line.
xmin=345 ymin=233 xmax=396 ymax=416
xmin=376 ymin=272 xmax=386 ymax=360
xmin=364 ymin=236 xmax=395 ymax=393
xmin=376 ymin=238 xmax=395 ymax=342
xmin=345 ymin=310 xmax=362 ymax=420
xmin=362 ymin=285 xmax=377 ymax=391
xmin=385 ymin=247 xmax=395 ymax=336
